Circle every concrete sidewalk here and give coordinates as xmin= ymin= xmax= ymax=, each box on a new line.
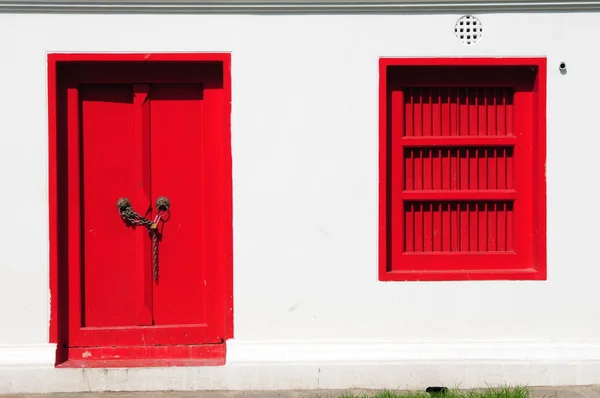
xmin=4 ymin=386 xmax=600 ymax=398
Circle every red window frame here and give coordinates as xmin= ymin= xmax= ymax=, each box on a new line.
xmin=47 ymin=53 xmax=233 ymax=366
xmin=378 ymin=57 xmax=547 ymax=282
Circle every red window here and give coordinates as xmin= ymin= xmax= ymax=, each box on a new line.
xmin=379 ymin=58 xmax=547 ymax=281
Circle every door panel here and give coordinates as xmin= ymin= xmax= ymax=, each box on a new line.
xmin=149 ymin=84 xmax=208 ymax=326
xmin=63 ymin=61 xmax=229 ymax=352
xmin=80 ymin=84 xmax=148 ymax=328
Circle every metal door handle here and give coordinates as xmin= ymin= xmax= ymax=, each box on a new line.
xmin=155 ymin=196 xmax=171 ymax=212
xmin=116 ymin=197 xmax=132 ymax=214
xmin=116 ymin=196 xmax=171 ymax=282
xmin=115 ymin=197 xmax=171 ymax=217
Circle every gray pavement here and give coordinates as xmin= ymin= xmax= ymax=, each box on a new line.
xmin=4 ymin=386 xmax=600 ymax=398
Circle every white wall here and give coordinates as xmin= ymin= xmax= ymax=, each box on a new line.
xmin=0 ymin=10 xmax=599 ymax=393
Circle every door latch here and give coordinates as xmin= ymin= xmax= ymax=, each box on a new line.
xmin=116 ymin=196 xmax=171 ymax=282
xmin=149 ymin=197 xmax=171 ymax=230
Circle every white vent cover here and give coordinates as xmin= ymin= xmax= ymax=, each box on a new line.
xmin=455 ymin=15 xmax=483 ymax=45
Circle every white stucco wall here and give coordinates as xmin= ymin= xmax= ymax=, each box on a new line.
xmin=0 ymin=10 xmax=599 ymax=393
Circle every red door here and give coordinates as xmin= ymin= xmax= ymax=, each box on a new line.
xmin=58 ymin=61 xmax=231 ymax=364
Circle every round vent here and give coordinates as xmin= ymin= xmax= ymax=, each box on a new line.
xmin=454 ymin=15 xmax=483 ymax=45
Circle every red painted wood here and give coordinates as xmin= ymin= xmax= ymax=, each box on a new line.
xmin=150 ymin=83 xmax=206 ymax=327
xmin=386 ymin=267 xmax=542 ymax=282
xmin=133 ymin=84 xmax=153 ymax=326
xmin=59 ymin=62 xmax=223 ymax=85
xmin=379 ymin=57 xmax=547 ymax=282
xmin=149 ymin=83 xmax=225 ymax=341
xmin=59 ymin=344 xmax=226 ymax=368
xmin=532 ymin=67 xmax=548 ymax=282
xmin=400 ymin=190 xmax=516 ymax=201
xmin=390 ymin=89 xmax=405 ymax=274
xmin=79 ymin=84 xmax=141 ymax=329
xmin=403 ymin=201 xmax=514 ymax=253
xmin=66 ymin=86 xmax=83 ymax=344
xmin=400 ymin=137 xmax=517 ymax=147
xmin=48 ymin=53 xmax=233 ymax=366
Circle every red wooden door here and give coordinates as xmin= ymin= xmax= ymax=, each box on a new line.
xmin=63 ymin=64 xmax=228 ymax=351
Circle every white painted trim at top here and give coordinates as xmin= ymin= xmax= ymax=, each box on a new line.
xmin=0 ymin=0 xmax=600 ymax=13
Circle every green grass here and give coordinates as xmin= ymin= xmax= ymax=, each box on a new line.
xmin=317 ymin=385 xmax=536 ymax=398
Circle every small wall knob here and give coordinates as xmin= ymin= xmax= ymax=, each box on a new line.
xmin=559 ymin=61 xmax=567 ymax=73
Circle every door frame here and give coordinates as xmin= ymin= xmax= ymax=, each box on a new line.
xmin=47 ymin=53 xmax=233 ymax=367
